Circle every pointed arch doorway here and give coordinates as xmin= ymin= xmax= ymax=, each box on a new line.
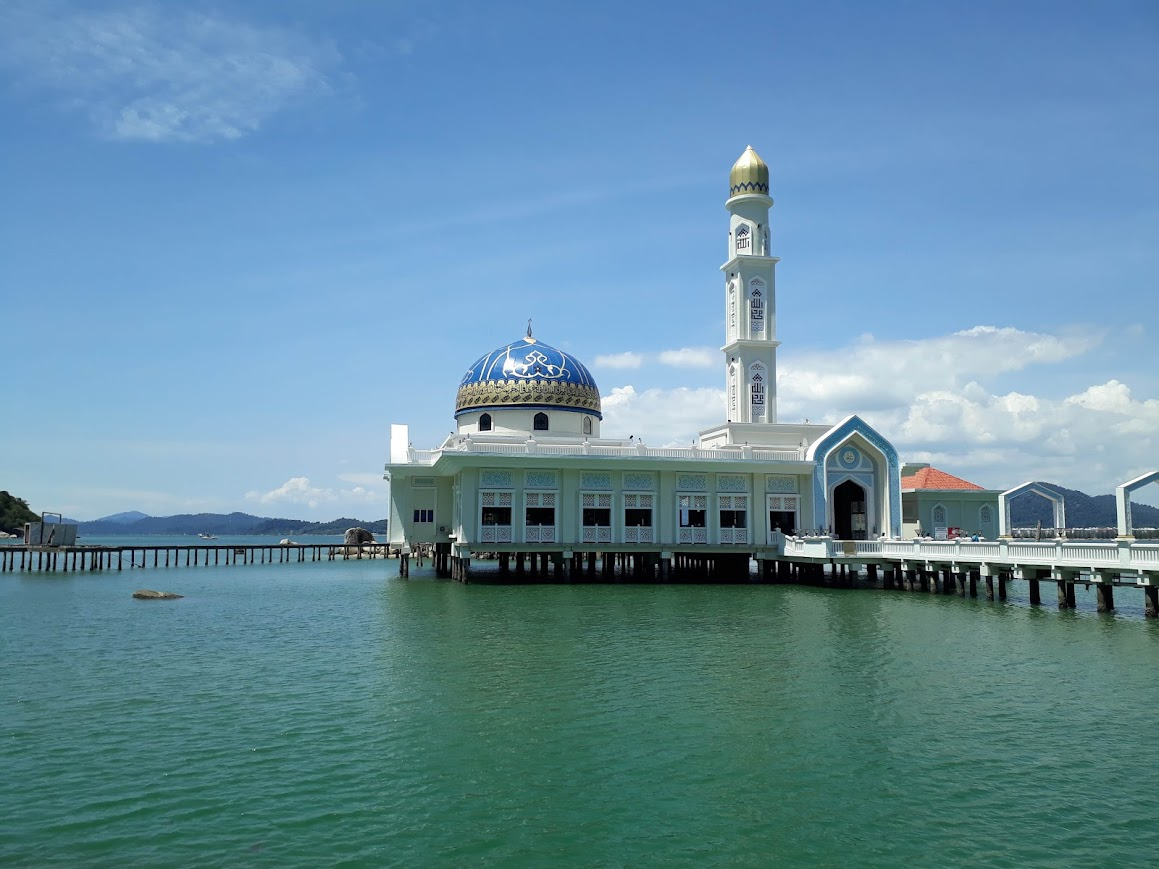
xmin=834 ymin=480 xmax=868 ymax=540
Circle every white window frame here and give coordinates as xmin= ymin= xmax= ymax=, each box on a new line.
xmin=749 ymin=277 xmax=765 ymax=336
xmin=623 ymin=492 xmax=655 ymax=544
xmin=479 ymin=490 xmax=514 ymax=544
xmin=677 ymin=493 xmax=708 ymax=544
xmin=749 ymin=362 xmax=767 ymax=422
xmin=580 ymin=492 xmax=613 ymax=544
xmin=766 ymin=494 xmax=799 ymax=544
xmin=524 ymin=490 xmax=557 ymax=544
xmin=718 ymin=494 xmax=750 ymax=544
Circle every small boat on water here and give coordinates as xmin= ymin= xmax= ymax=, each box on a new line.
xmin=198 ymin=533 xmax=218 ymax=540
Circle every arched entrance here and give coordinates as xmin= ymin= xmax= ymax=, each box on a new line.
xmin=834 ymin=480 xmax=867 ymax=540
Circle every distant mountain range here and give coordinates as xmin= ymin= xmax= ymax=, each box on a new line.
xmin=1009 ymin=483 xmax=1159 ymax=529
xmin=77 ymin=512 xmax=387 ymax=536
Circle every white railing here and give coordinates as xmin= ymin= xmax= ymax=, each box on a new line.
xmin=1133 ymin=546 xmax=1159 ymax=564
xmin=582 ymin=527 xmax=612 ymax=544
xmin=479 ymin=526 xmax=512 ymax=544
xmin=524 ymin=526 xmax=557 ymax=544
xmin=883 ymin=538 xmax=1158 ymax=574
xmin=1059 ymin=544 xmax=1118 ymax=564
xmin=753 ymin=449 xmax=804 ymax=461
xmin=403 ymin=442 xmax=806 ymax=464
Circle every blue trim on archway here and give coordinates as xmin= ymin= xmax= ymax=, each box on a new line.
xmin=807 ymin=415 xmax=901 ymax=537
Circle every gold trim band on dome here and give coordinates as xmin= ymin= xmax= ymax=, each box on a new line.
xmin=455 ymin=379 xmax=602 ymax=414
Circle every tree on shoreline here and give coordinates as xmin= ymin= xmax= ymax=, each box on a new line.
xmin=0 ymin=491 xmax=39 ymax=535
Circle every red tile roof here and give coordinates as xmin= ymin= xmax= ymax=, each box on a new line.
xmin=901 ymin=467 xmax=985 ymax=491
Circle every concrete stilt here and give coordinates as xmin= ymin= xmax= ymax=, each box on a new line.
xmin=998 ymin=575 xmax=1008 ymax=601
xmin=1145 ymin=586 xmax=1159 ymax=619
xmin=1065 ymin=582 xmax=1077 ymax=609
xmin=1029 ymin=579 xmax=1041 ymax=605
xmin=1096 ymin=583 xmax=1114 ymax=612
xmin=1057 ymin=581 xmax=1070 ymax=609
xmin=969 ymin=570 xmax=979 ymax=598
xmin=985 ymin=576 xmax=995 ymax=601
xmin=956 ymin=573 xmax=966 ymax=597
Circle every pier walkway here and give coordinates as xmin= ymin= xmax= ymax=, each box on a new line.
xmin=779 ymin=535 xmax=1159 ymax=615
xmin=0 ymin=542 xmax=397 ymax=573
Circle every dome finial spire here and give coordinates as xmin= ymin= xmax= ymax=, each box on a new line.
xmin=526 ymin=319 xmax=534 ymax=341
xmin=729 ymin=145 xmax=770 ymax=197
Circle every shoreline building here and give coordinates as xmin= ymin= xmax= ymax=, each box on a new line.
xmin=901 ymin=464 xmax=1002 ymax=541
xmin=385 ymin=147 xmax=903 ymax=579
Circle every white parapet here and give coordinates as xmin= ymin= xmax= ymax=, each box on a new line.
xmin=390 ymin=424 xmax=410 ymax=465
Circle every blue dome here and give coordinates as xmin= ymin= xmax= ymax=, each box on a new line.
xmin=455 ymin=335 xmax=602 ymax=419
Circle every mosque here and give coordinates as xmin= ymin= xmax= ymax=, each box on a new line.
xmin=385 ymin=147 xmax=950 ymax=579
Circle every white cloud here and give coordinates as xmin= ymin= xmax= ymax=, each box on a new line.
xmin=658 ymin=347 xmax=718 ymax=368
xmin=0 ymin=2 xmax=341 ymax=143
xmin=246 ymin=476 xmax=386 ymax=511
xmin=246 ymin=477 xmax=337 ymax=509
xmin=776 ymin=325 xmax=1101 ymax=418
xmin=601 ymin=385 xmax=724 ymax=446
xmin=594 ymin=352 xmax=644 ymax=369
xmin=598 ymin=326 xmax=1156 ymax=494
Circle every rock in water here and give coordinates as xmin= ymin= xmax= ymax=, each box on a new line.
xmin=133 ymin=589 xmax=184 ymax=600
xmin=344 ymin=527 xmax=375 ymax=545
xmin=279 ymin=539 xmax=298 ymax=546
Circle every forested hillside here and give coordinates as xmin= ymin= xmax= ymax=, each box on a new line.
xmin=1009 ymin=483 xmax=1159 ymax=528
xmin=78 ymin=512 xmax=387 ymax=536
xmin=0 ymin=491 xmax=39 ymax=534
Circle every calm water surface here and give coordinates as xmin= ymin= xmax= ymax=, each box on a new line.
xmin=3 ymin=553 xmax=1159 ymax=867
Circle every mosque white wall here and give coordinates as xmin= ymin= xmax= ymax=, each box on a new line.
xmin=456 ymin=408 xmax=600 ymax=438
xmin=389 ymin=462 xmax=829 ymax=550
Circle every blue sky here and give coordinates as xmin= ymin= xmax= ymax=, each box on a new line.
xmin=1 ymin=0 xmax=1156 ymax=520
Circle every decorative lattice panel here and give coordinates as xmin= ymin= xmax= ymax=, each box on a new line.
xmin=625 ymin=527 xmax=654 ymax=544
xmin=481 ymin=470 xmax=513 ymax=488
xmin=525 ymin=526 xmax=556 ymax=543
xmin=717 ymin=474 xmax=747 ymax=492
xmin=581 ymin=472 xmax=612 ymax=490
xmin=624 ymin=472 xmax=655 ymax=490
xmin=526 ymin=471 xmax=557 ymax=489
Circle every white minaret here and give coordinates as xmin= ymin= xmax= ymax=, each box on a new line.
xmin=721 ymin=145 xmax=780 ymax=424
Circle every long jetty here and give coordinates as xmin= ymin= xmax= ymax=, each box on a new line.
xmin=0 ymin=542 xmax=396 ymax=573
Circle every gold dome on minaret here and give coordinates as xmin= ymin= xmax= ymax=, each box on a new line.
xmin=729 ymin=145 xmax=770 ymax=197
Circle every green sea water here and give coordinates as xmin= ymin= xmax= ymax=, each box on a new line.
xmin=3 ymin=555 xmax=1159 ymax=867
